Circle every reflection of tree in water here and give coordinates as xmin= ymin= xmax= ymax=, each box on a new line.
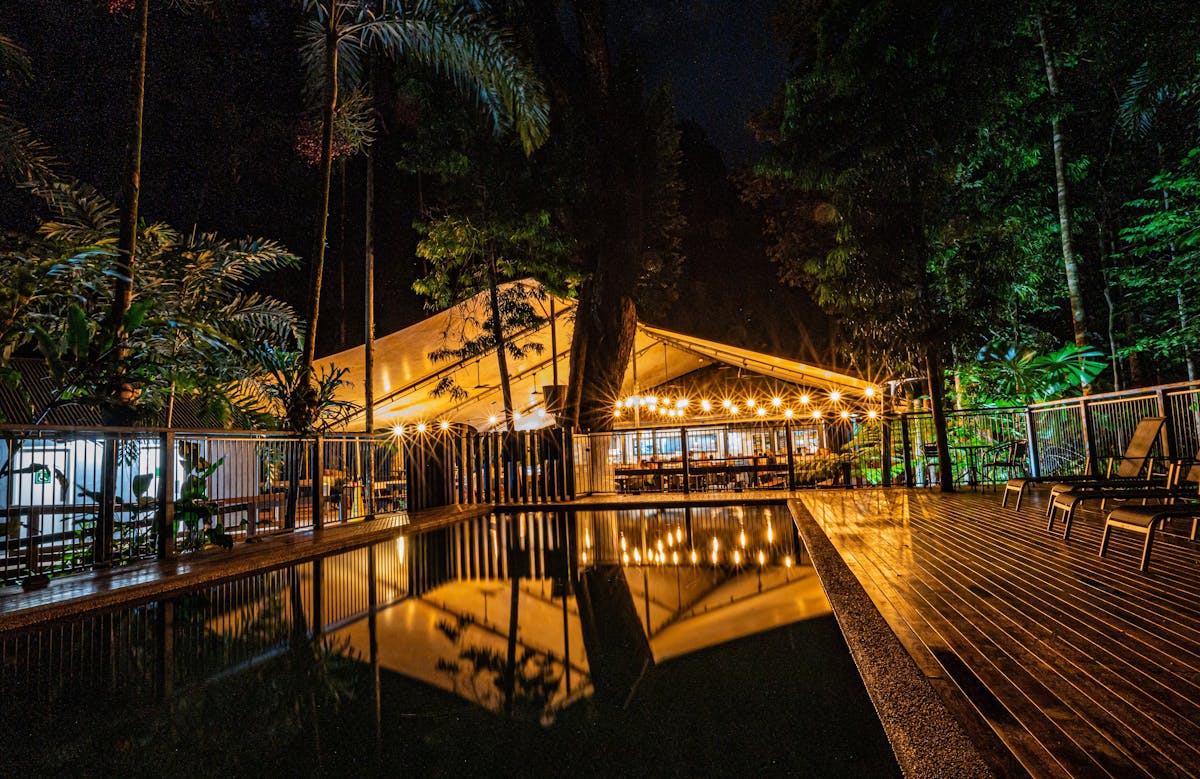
xmin=7 ymin=574 xmax=364 ymax=775
xmin=435 ymin=614 xmax=562 ymax=724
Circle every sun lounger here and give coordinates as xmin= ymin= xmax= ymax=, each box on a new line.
xmin=1046 ymin=460 xmax=1200 ymax=540
xmin=1100 ymin=502 xmax=1200 ymax=572
xmin=1002 ymin=416 xmax=1165 ymax=509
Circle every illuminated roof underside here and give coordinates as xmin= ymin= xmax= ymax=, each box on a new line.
xmin=322 ymin=280 xmax=869 ymax=432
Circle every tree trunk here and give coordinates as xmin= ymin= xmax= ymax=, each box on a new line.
xmin=488 ymin=253 xmax=515 ymax=428
xmin=364 ymin=147 xmax=376 ymax=433
xmin=1038 ymin=14 xmax=1088 ymax=356
xmin=303 ymin=22 xmax=339 ymax=376
xmin=926 ymin=346 xmax=954 ymax=493
xmin=112 ymin=0 xmax=150 ymax=372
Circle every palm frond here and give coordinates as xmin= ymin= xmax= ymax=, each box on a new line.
xmin=32 ymin=180 xmax=120 ymax=245
xmin=0 ymin=33 xmax=32 ymax=84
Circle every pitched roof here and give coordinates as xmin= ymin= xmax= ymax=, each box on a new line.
xmin=323 ymin=280 xmax=873 ymax=432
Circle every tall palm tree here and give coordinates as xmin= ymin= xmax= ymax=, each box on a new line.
xmin=296 ymin=0 xmax=550 ymax=415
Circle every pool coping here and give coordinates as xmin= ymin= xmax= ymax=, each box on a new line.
xmin=788 ymin=498 xmax=997 ymax=779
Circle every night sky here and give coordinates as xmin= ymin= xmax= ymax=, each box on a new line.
xmin=4 ymin=1 xmax=822 ymax=362
xmin=611 ymin=0 xmax=789 ymax=164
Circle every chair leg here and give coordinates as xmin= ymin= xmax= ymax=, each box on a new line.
xmin=1062 ymin=503 xmax=1076 ymax=541
xmin=1140 ymin=524 xmax=1156 ymax=572
xmin=1099 ymin=523 xmax=1113 ymax=558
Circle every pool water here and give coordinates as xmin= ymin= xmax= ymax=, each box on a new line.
xmin=1 ymin=505 xmax=899 ymax=776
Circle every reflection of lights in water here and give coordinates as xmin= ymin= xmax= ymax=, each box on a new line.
xmin=767 ymin=523 xmax=774 ymax=543
xmin=691 ymin=549 xmax=698 ymax=564
xmin=785 ymin=555 xmax=793 ymax=568
xmin=758 ymin=550 xmax=765 ymax=566
xmin=657 ymin=539 xmax=664 ymax=555
xmin=676 ymin=528 xmax=683 ymax=544
xmin=620 ymin=534 xmax=626 ymax=551
xmin=622 ymin=552 xmax=629 ymax=565
xmin=711 ymin=537 xmax=719 ymax=552
xmin=585 ymin=529 xmax=591 ymax=548
xmin=581 ymin=551 xmax=588 ymax=564
xmin=733 ymin=550 xmax=741 ymax=566
xmin=667 ymin=533 xmax=673 ymax=548
xmin=397 ymin=538 xmax=405 ymax=558
xmin=711 ymin=549 xmax=719 ymax=565
xmin=739 ymin=531 xmax=746 ymax=548
xmin=633 ymin=548 xmax=642 ymax=564
xmin=672 ymin=551 xmax=679 ymax=565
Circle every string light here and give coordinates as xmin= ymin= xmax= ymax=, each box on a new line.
xmin=784 ymin=408 xmax=794 ymax=419
xmin=756 ymin=407 xmax=766 ymax=417
xmin=868 ymin=409 xmax=878 ymax=419
xmin=392 ymin=424 xmax=405 ymax=437
xmin=800 ymin=394 xmax=810 ymax=405
xmin=701 ymin=399 xmax=712 ymax=412
xmin=830 ymin=390 xmax=842 ymax=402
xmin=439 ymin=420 xmax=450 ymax=430
xmin=771 ymin=396 xmax=782 ymax=407
xmin=746 ymin=398 xmax=756 ymax=408
xmin=416 ymin=422 xmax=427 ymax=433
xmin=840 ymin=410 xmax=850 ymax=419
xmin=488 ymin=415 xmax=497 ymax=425
xmin=864 ymin=386 xmax=877 ymax=398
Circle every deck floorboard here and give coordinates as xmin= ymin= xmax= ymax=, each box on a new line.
xmin=797 ymin=488 xmax=1200 ymax=779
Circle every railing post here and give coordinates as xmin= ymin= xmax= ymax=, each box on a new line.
xmin=312 ymin=434 xmax=325 ymax=530
xmin=881 ymin=419 xmax=893 ymax=487
xmin=681 ymin=426 xmax=691 ymax=494
xmin=1156 ymin=388 xmax=1175 ymax=459
xmin=96 ymin=433 xmax=118 ymax=567
xmin=1024 ymin=408 xmax=1041 ymax=478
xmin=900 ymin=414 xmax=913 ymax=487
xmin=1080 ymin=398 xmax=1097 ymax=475
xmin=157 ymin=430 xmax=176 ymax=559
xmin=785 ymin=419 xmax=796 ymax=490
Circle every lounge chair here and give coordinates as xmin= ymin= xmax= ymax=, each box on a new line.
xmin=1001 ymin=416 xmax=1166 ymax=509
xmin=1100 ymin=500 xmax=1200 ymax=572
xmin=1046 ymin=460 xmax=1199 ymax=540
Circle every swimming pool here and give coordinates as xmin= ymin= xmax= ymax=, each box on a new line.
xmin=0 ymin=504 xmax=899 ymax=776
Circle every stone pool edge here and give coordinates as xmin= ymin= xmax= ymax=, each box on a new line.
xmin=787 ymin=498 xmax=995 ymax=779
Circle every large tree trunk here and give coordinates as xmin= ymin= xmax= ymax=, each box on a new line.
xmin=563 ymin=0 xmax=641 ymax=432
xmin=926 ymin=346 xmax=955 ymax=493
xmin=1038 ymin=14 xmax=1088 ymax=355
xmin=303 ymin=22 xmax=339 ymax=377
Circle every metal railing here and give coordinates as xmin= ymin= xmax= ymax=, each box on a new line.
xmin=0 ymin=427 xmax=405 ymax=586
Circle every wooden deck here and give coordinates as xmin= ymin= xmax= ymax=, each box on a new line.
xmin=795 ymin=488 xmax=1200 ymax=779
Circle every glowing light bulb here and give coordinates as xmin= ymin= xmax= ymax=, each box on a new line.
xmin=513 ymin=410 xmax=521 ymax=419
xmin=772 ymin=396 xmax=782 ymax=407
xmin=722 ymin=398 xmax=732 ymax=409
xmin=800 ymin=394 xmax=810 ymax=405
xmin=811 ymin=409 xmax=822 ymax=419
xmin=868 ymin=409 xmax=878 ymax=419
xmin=392 ymin=424 xmax=405 ymax=437
xmin=615 ymin=399 xmax=624 ymax=409
xmin=784 ymin=408 xmax=794 ymax=419
xmin=439 ymin=420 xmax=450 ymax=430
xmin=614 ymin=409 xmax=622 ymax=418
xmin=830 ymin=390 xmax=842 ymax=402
xmin=416 ymin=422 xmax=427 ymax=433
xmin=676 ymin=398 xmax=688 ymax=409
xmin=658 ymin=406 xmax=668 ymax=416
xmin=840 ymin=410 xmax=850 ymax=419
xmin=701 ymin=399 xmax=712 ymax=412
xmin=730 ymin=405 xmax=740 ymax=415
xmin=746 ymin=398 xmax=756 ymax=408
xmin=864 ymin=386 xmax=877 ymax=398
xmin=756 ymin=407 xmax=766 ymax=417
xmin=488 ymin=415 xmax=497 ymax=425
